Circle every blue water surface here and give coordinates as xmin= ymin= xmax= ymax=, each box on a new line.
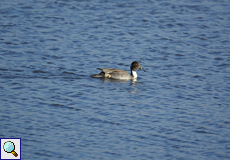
xmin=0 ymin=0 xmax=230 ymax=159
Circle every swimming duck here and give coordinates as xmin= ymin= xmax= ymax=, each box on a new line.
xmin=91 ymin=61 xmax=146 ymax=80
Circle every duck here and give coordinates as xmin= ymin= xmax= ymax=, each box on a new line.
xmin=91 ymin=61 xmax=146 ymax=80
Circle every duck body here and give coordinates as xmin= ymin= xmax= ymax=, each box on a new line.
xmin=95 ymin=68 xmax=134 ymax=80
xmin=91 ymin=61 xmax=146 ymax=80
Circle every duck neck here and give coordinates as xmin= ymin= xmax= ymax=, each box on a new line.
xmin=131 ymin=70 xmax=137 ymax=78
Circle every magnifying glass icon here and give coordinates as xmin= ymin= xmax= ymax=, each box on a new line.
xmin=3 ymin=141 xmax=18 ymax=157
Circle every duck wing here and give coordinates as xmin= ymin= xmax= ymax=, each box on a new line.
xmin=97 ymin=68 xmax=132 ymax=79
xmin=97 ymin=68 xmax=126 ymax=73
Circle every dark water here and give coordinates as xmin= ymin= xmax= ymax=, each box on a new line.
xmin=1 ymin=0 xmax=230 ymax=159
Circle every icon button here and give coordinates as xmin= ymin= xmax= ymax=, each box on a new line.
xmin=1 ymin=138 xmax=21 ymax=160
xmin=3 ymin=141 xmax=18 ymax=157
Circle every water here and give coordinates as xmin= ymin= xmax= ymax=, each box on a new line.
xmin=0 ymin=0 xmax=230 ymax=159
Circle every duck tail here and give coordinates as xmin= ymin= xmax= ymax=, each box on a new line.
xmin=90 ymin=73 xmax=104 ymax=78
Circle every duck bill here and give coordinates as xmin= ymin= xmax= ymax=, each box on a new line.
xmin=140 ymin=67 xmax=146 ymax=72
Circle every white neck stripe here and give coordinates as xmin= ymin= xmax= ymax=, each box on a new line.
xmin=132 ymin=70 xmax=137 ymax=78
